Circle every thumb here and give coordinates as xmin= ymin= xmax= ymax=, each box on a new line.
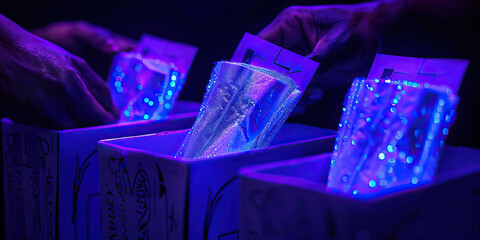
xmin=306 ymin=22 xmax=352 ymax=65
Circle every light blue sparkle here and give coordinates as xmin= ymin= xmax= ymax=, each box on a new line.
xmin=421 ymin=107 xmax=427 ymax=115
xmin=387 ymin=145 xmax=394 ymax=153
xmin=165 ymin=103 xmax=171 ymax=109
xmin=369 ymin=180 xmax=376 ymax=188
xmin=434 ymin=113 xmax=441 ymax=123
xmin=414 ymin=129 xmax=420 ymax=137
xmin=144 ymin=97 xmax=149 ymax=103
xmin=445 ymin=115 xmax=451 ymax=122
xmin=148 ymin=101 xmax=154 ymax=106
xmin=114 ymin=81 xmax=121 ymax=88
xmin=439 ymin=99 xmax=445 ymax=106
xmin=143 ymin=114 xmax=149 ymax=120
xmin=412 ymin=177 xmax=418 ymax=184
xmin=443 ymin=128 xmax=449 ymax=135
xmin=170 ymin=81 xmax=176 ymax=87
xmin=378 ymin=152 xmax=385 ymax=160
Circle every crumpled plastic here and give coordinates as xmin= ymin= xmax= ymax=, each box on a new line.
xmin=327 ymin=77 xmax=458 ymax=198
xmin=108 ymin=52 xmax=183 ymax=122
xmin=176 ymin=61 xmax=301 ymax=159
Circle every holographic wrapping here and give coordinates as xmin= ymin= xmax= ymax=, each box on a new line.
xmin=176 ymin=61 xmax=301 ymax=159
xmin=327 ymin=77 xmax=458 ymax=198
xmin=109 ymin=52 xmax=184 ymax=122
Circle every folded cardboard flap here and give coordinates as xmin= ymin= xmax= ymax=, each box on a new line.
xmin=100 ymin=123 xmax=336 ymax=159
xmin=242 ymin=145 xmax=480 ymax=202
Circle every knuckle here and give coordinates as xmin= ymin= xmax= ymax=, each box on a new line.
xmin=278 ymin=6 xmax=305 ymax=23
xmin=282 ymin=6 xmax=302 ymax=16
xmin=74 ymin=20 xmax=90 ymax=31
xmin=72 ymin=56 xmax=89 ymax=68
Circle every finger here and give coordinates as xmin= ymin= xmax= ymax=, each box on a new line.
xmin=64 ymin=71 xmax=118 ymax=127
xmin=307 ymin=31 xmax=377 ymax=88
xmin=4 ymin=99 xmax=79 ymax=130
xmin=74 ymin=21 xmax=136 ymax=54
xmin=306 ymin=22 xmax=352 ymax=63
xmin=257 ymin=6 xmax=311 ymax=54
xmin=70 ymin=90 xmax=118 ymax=127
xmin=72 ymin=57 xmax=119 ymax=116
xmin=42 ymin=101 xmax=80 ymax=129
xmin=112 ymin=35 xmax=137 ymax=52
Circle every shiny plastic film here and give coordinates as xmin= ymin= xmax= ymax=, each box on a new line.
xmin=327 ymin=77 xmax=458 ymax=198
xmin=109 ymin=52 xmax=184 ymax=122
xmin=176 ymin=61 xmax=301 ymax=159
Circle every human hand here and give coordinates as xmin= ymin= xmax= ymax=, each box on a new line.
xmin=259 ymin=1 xmax=405 ymax=89
xmin=0 ymin=16 xmax=119 ymax=129
xmin=31 ymin=20 xmax=137 ymax=77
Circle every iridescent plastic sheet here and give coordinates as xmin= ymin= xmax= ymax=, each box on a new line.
xmin=109 ymin=52 xmax=184 ymax=122
xmin=327 ymin=77 xmax=458 ymax=198
xmin=176 ymin=61 xmax=301 ymax=159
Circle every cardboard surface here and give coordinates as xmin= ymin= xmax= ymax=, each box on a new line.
xmin=239 ymin=146 xmax=480 ymax=239
xmin=98 ymin=123 xmax=336 ymax=239
xmin=2 ymin=100 xmax=200 ymax=240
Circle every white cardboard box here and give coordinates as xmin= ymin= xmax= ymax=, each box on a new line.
xmin=2 ymin=100 xmax=200 ymax=240
xmin=98 ymin=123 xmax=336 ymax=240
xmin=239 ymin=146 xmax=480 ymax=239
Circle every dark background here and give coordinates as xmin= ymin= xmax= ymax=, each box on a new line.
xmin=1 ymin=0 xmax=479 ymax=237
xmin=1 ymin=0 xmax=478 ymax=145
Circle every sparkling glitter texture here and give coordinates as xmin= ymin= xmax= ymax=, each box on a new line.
xmin=327 ymin=77 xmax=458 ymax=198
xmin=176 ymin=61 xmax=301 ymax=159
xmin=108 ymin=52 xmax=185 ymax=122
